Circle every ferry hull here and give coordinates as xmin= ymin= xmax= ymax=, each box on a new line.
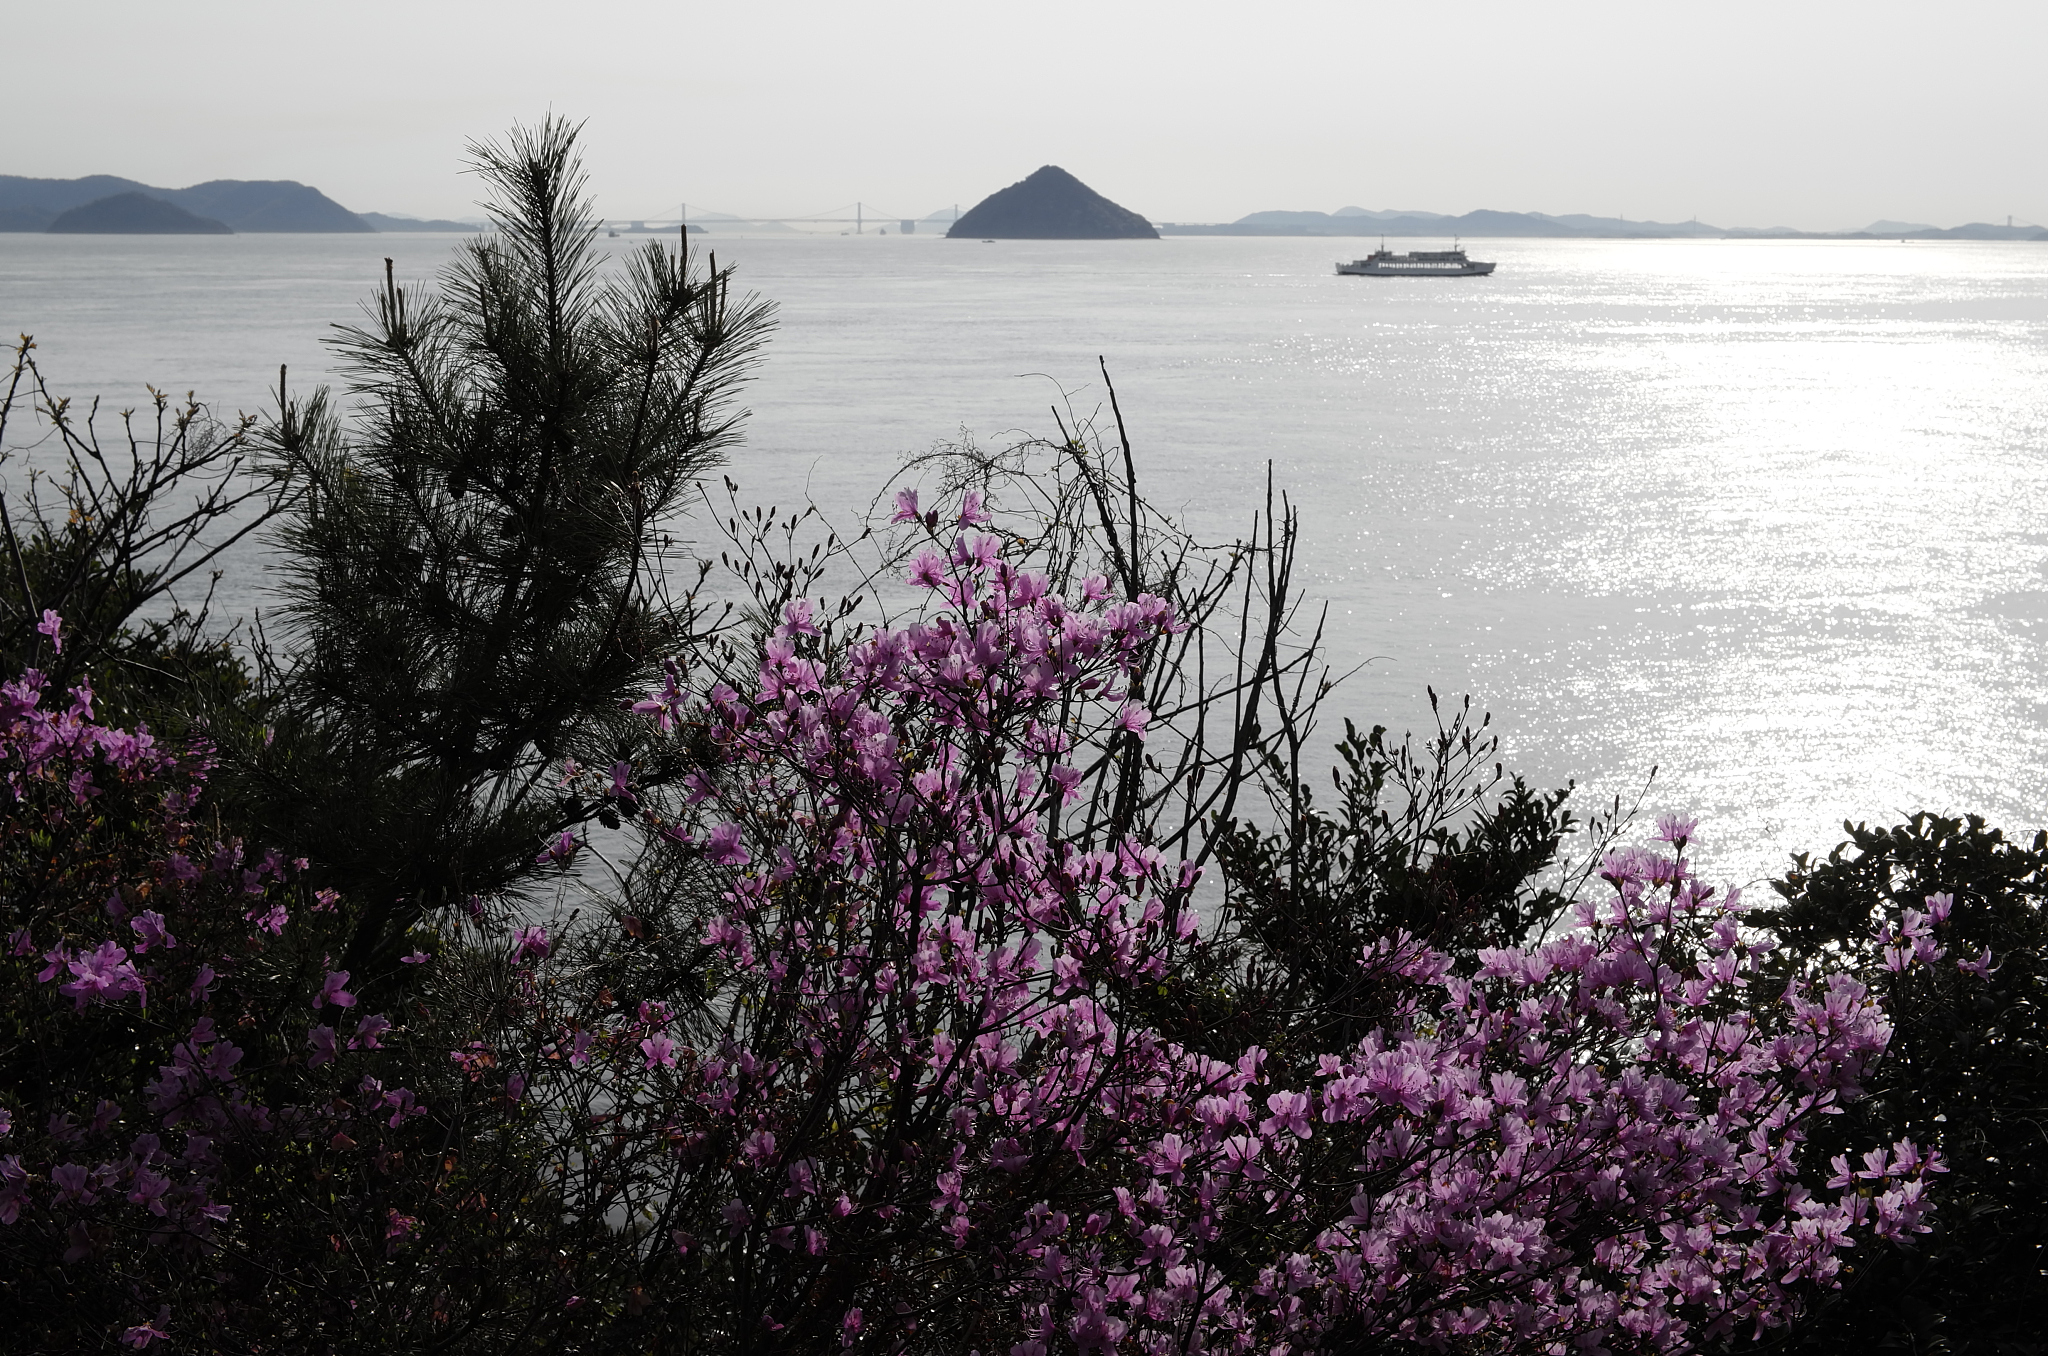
xmin=1337 ymin=260 xmax=1495 ymax=277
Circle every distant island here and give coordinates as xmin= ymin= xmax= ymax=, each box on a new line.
xmin=359 ymin=211 xmax=489 ymax=233
xmin=0 ymin=176 xmax=375 ymax=233
xmin=47 ymin=191 xmax=230 ymax=235
xmin=6 ymin=171 xmax=2037 ymax=243
xmin=0 ymin=176 xmax=493 ymax=234
xmin=947 ymin=167 xmax=1156 ymax=240
xmin=1157 ymin=206 xmax=2048 ymax=242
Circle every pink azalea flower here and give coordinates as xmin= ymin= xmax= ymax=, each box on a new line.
xmin=536 ymin=830 xmax=581 ymax=868
xmin=1958 ymin=946 xmax=1999 ymax=980
xmin=119 ymin=1314 xmax=170 ymax=1350
xmin=350 ymin=1014 xmax=392 ymax=1050
xmin=128 ymin=911 xmax=176 ymax=953
xmin=1654 ymin=811 xmax=1700 ymax=844
xmin=706 ymin=822 xmax=750 ymax=866
xmin=512 ymin=926 xmax=551 ymax=963
xmin=58 ymin=942 xmax=146 ymax=1011
xmin=315 ymin=969 xmax=356 ymax=1009
xmin=907 ymin=550 xmax=947 ymax=591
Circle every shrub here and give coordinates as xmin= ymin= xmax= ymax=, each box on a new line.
xmin=1750 ymin=814 xmax=2048 ymax=1354
xmin=0 ymin=622 xmax=590 ymax=1352
xmin=473 ymin=520 xmax=1953 ymax=1354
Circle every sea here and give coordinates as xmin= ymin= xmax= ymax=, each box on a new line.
xmin=4 ymin=229 xmax=2046 ymax=887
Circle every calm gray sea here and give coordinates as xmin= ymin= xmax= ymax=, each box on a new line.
xmin=4 ymin=230 xmax=2046 ymax=883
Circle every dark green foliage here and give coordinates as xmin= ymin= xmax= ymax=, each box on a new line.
xmin=1753 ymin=813 xmax=2048 ymax=1356
xmin=249 ymin=117 xmax=772 ymax=970
xmin=1171 ymin=694 xmax=1579 ymax=1066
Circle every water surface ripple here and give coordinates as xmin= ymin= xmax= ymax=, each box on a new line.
xmin=5 ymin=232 xmax=2044 ymax=881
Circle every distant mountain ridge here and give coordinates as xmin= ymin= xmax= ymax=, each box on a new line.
xmin=1161 ymin=207 xmax=2047 ymax=241
xmin=0 ymin=175 xmax=373 ymax=232
xmin=6 ymin=173 xmax=2038 ymax=243
xmin=47 ymin=192 xmax=230 ymax=234
xmin=359 ymin=211 xmax=484 ymax=233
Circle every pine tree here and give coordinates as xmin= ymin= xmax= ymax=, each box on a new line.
xmin=254 ymin=117 xmax=772 ymax=969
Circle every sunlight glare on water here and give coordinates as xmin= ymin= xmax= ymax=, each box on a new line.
xmin=3 ymin=230 xmax=2044 ymax=883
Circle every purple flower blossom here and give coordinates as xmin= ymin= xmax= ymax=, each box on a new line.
xmin=119 ymin=1313 xmax=171 ymax=1350
xmin=315 ymin=970 xmax=356 ymax=1009
xmin=57 ymin=941 xmax=146 ymax=1011
xmin=0 ymin=1156 xmax=22 ymax=1225
xmin=512 ymin=926 xmax=551 ymax=963
xmin=780 ymin=598 xmax=820 ymax=637
xmin=51 ymin=1162 xmax=94 ymax=1204
xmin=350 ymin=1014 xmax=392 ymax=1050
xmin=1958 ymin=946 xmax=1999 ymax=980
xmin=244 ymin=900 xmax=288 ymax=935
xmin=385 ymin=1209 xmax=420 ymax=1250
xmin=706 ymin=822 xmax=750 ymax=866
xmin=741 ymin=1129 xmax=777 ymax=1166
xmin=536 ymin=830 xmax=581 ymax=868
xmin=631 ymin=663 xmax=688 ymax=733
xmin=36 ymin=609 xmax=62 ymax=654
xmin=128 ymin=910 xmax=175 ymax=953
xmin=1263 ymin=1090 xmax=1313 ymax=1139
xmin=127 ymin=1167 xmax=172 ymax=1215
xmin=1654 ymin=811 xmax=1700 ymax=844
xmin=907 ymin=550 xmax=946 ymax=591
xmin=381 ymin=1088 xmax=421 ymax=1127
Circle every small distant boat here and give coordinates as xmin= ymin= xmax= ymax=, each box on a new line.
xmin=1337 ymin=245 xmax=1494 ymax=277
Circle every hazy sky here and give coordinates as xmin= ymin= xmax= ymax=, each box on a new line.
xmin=8 ymin=0 xmax=2043 ymax=230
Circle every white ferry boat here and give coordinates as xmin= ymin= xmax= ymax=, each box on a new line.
xmin=1337 ymin=246 xmax=1495 ymax=277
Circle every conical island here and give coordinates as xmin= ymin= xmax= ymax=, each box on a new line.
xmin=946 ymin=166 xmax=1157 ymax=240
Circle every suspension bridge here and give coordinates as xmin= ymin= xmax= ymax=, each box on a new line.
xmin=606 ymin=203 xmax=964 ymax=235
